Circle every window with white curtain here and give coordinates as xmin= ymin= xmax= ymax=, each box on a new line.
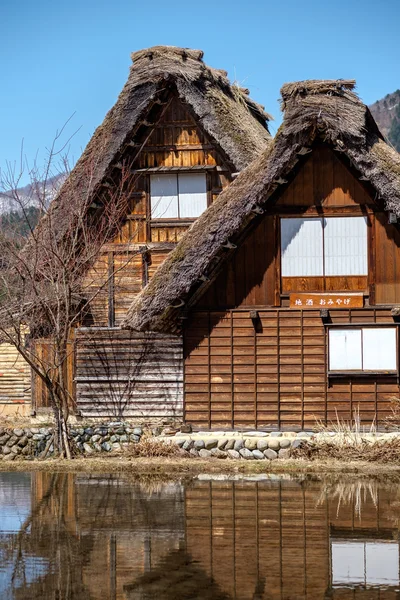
xmin=329 ymin=327 xmax=397 ymax=372
xmin=281 ymin=216 xmax=368 ymax=277
xmin=150 ymin=173 xmax=207 ymax=219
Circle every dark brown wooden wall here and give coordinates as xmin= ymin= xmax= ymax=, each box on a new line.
xmin=276 ymin=145 xmax=371 ymax=208
xmin=184 ymin=143 xmax=400 ymax=429
xmin=33 ymin=339 xmax=75 ymax=410
xmin=199 ymin=145 xmax=400 ymax=310
xmin=184 ymin=308 xmax=398 ymax=430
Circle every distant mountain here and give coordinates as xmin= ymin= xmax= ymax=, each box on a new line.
xmin=0 ymin=172 xmax=66 ymax=237
xmin=0 ymin=172 xmax=66 ymax=214
xmin=369 ymin=90 xmax=400 ymax=152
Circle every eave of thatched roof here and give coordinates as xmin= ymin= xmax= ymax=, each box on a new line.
xmin=124 ymin=79 xmax=400 ymax=333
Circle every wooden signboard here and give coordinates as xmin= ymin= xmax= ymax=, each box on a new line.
xmin=289 ymin=293 xmax=364 ymax=309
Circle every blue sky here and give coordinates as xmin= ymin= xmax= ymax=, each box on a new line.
xmin=1 ymin=0 xmax=399 ymax=185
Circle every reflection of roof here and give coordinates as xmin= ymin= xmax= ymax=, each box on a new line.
xmin=123 ymin=548 xmax=232 ymax=600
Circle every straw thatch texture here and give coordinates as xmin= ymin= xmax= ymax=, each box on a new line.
xmin=37 ymin=46 xmax=271 ymax=240
xmin=125 ymin=79 xmax=400 ymax=333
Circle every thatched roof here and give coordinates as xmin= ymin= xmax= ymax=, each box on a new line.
xmin=27 ymin=46 xmax=272 ymax=266
xmin=125 ymin=79 xmax=400 ymax=333
xmin=44 ymin=46 xmax=271 ymax=226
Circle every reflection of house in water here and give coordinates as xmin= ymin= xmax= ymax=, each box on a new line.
xmin=73 ymin=475 xmax=185 ymax=600
xmin=3 ymin=473 xmax=400 ymax=599
xmin=184 ymin=479 xmax=400 ymax=600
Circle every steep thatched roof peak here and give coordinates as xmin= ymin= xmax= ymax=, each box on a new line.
xmin=124 ymin=78 xmax=400 ymax=333
xmin=122 ymin=45 xmax=272 ymax=166
xmin=30 ymin=47 xmax=272 ymax=261
xmin=128 ymin=46 xmax=268 ymax=119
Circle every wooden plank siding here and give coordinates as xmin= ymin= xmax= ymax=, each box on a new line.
xmin=182 ymin=144 xmax=400 ymax=430
xmin=75 ymin=328 xmax=183 ymax=419
xmin=0 ymin=342 xmax=31 ymax=415
xmin=32 ymin=339 xmax=75 ymax=411
xmin=184 ymin=308 xmax=398 ymax=430
xmin=84 ymin=95 xmax=232 ymax=328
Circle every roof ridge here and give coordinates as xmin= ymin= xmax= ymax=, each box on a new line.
xmin=281 ymin=79 xmax=357 ymax=102
xmin=131 ymin=46 xmax=205 ymax=64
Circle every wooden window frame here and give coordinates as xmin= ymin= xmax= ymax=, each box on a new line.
xmin=149 ymin=171 xmax=210 ymax=223
xmin=326 ymin=323 xmax=399 ymax=378
xmin=280 ymin=215 xmax=368 ymax=277
xmin=279 ymin=209 xmax=374 ymax=299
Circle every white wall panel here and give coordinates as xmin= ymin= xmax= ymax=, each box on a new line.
xmin=178 ymin=173 xmax=207 ymax=218
xmin=281 ymin=218 xmax=323 ymax=276
xmin=324 ymin=216 xmax=368 ymax=276
xmin=150 ymin=175 xmax=178 ymax=218
xmin=362 ymin=328 xmax=397 ymax=371
xmin=329 ymin=329 xmax=362 ymax=371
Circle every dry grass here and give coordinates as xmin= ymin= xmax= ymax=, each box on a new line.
xmin=292 ymin=408 xmax=400 ymax=463
xmin=4 ymin=455 xmax=400 ymax=478
xmin=293 ymin=436 xmax=400 ymax=463
xmin=127 ymin=436 xmax=182 ymax=458
xmin=383 ymin=397 xmax=400 ymax=431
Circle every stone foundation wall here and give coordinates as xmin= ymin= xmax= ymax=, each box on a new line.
xmin=0 ymin=422 xmax=143 ymax=461
xmin=168 ymin=432 xmax=306 ymax=460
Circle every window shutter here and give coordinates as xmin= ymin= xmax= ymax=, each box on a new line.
xmin=324 ymin=216 xmax=368 ymax=276
xmin=332 ymin=541 xmax=399 ymax=586
xmin=178 ymin=173 xmax=207 ymax=218
xmin=150 ymin=175 xmax=179 ymax=218
xmin=329 ymin=329 xmax=362 ymax=370
xmin=281 ymin=218 xmax=323 ymax=277
xmin=362 ymin=328 xmax=397 ymax=370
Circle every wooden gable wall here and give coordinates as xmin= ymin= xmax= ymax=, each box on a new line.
xmin=198 ymin=144 xmax=400 ymax=309
xmin=84 ymin=94 xmax=233 ymax=327
xmin=183 ymin=143 xmax=400 ymax=429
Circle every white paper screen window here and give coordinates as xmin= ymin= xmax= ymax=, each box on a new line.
xmin=332 ymin=541 xmax=399 ymax=587
xmin=150 ymin=175 xmax=178 ymax=218
xmin=329 ymin=329 xmax=362 ymax=371
xmin=324 ymin=216 xmax=368 ymax=276
xmin=178 ymin=173 xmax=207 ymax=218
xmin=362 ymin=328 xmax=397 ymax=371
xmin=281 ymin=218 xmax=323 ymax=276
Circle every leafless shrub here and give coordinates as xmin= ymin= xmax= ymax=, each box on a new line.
xmin=0 ymin=123 xmax=142 ymax=457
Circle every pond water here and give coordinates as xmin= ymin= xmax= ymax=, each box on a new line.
xmin=0 ymin=472 xmax=400 ymax=599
